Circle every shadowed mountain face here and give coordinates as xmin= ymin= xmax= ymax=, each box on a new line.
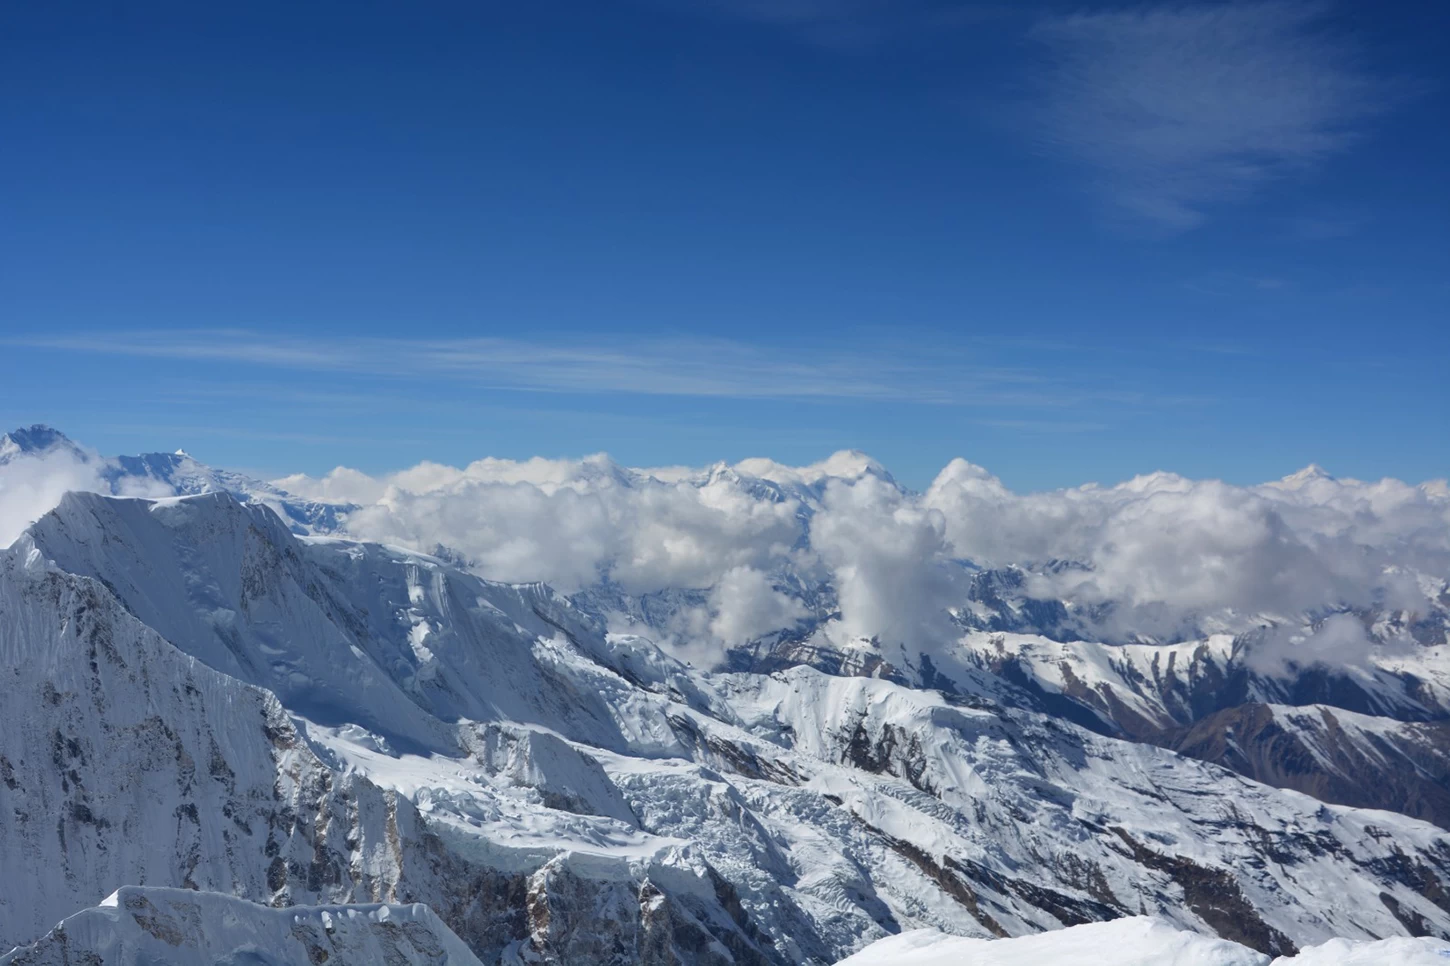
xmin=931 ymin=630 xmax=1450 ymax=830
xmin=1165 ymin=704 xmax=1450 ymax=829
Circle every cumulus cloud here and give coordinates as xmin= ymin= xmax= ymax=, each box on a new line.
xmin=1029 ymin=1 xmax=1392 ymax=229
xmin=707 ymin=566 xmax=810 ymax=643
xmin=283 ymin=447 xmax=1447 ymax=668
xmin=1241 ymin=612 xmax=1409 ymax=675
xmin=925 ymin=459 xmax=1450 ymax=644
xmin=0 ymin=444 xmax=174 ymax=548
xmin=333 ymin=456 xmax=804 ymax=594
xmin=8 ymin=426 xmax=1448 ymax=676
xmin=810 ymin=474 xmax=960 ymax=647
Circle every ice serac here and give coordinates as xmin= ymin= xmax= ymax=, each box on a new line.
xmin=0 ymin=887 xmax=483 ymax=966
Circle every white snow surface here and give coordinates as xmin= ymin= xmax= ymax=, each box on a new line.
xmin=0 ymin=887 xmax=481 ymax=965
xmin=1276 ymin=936 xmax=1450 ymax=964
xmin=835 ymin=917 xmax=1266 ymax=965
xmin=835 ymin=918 xmax=1450 ymax=965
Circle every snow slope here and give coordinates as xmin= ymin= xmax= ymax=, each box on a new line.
xmin=0 ymin=887 xmax=482 ymax=966
xmin=0 ymin=528 xmax=782 ymax=964
xmin=835 ymin=917 xmax=1450 ymax=966
xmin=834 ymin=917 xmax=1268 ymax=965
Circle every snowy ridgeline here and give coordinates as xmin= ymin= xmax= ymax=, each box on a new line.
xmin=0 ymin=887 xmax=482 ymax=966
xmin=837 ymin=918 xmax=1450 ymax=965
xmin=8 ymin=901 xmax=1449 ymax=966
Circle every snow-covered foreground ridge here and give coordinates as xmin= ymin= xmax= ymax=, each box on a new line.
xmin=3 ymin=426 xmax=1450 ymax=964
xmin=835 ymin=917 xmax=1450 ymax=965
xmin=0 ymin=887 xmax=482 ymax=966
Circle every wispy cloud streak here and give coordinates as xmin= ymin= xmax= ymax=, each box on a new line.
xmin=1028 ymin=1 xmax=1392 ymax=230
xmin=666 ymin=0 xmax=993 ymax=48
xmin=5 ymin=329 xmax=1156 ymax=410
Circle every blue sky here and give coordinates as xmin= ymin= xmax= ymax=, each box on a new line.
xmin=2 ymin=0 xmax=1446 ymax=490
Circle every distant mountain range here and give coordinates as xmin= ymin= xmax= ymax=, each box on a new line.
xmin=2 ymin=425 xmax=1449 ymax=964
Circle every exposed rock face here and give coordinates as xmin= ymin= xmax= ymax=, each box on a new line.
xmin=1166 ymin=704 xmax=1450 ymax=830
xmin=955 ymin=631 xmax=1450 ymax=829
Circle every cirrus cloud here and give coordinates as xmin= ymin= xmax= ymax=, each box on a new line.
xmin=1028 ymin=1 xmax=1395 ymax=230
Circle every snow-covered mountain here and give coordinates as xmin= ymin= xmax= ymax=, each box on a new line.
xmin=3 ymin=427 xmax=1450 ymax=964
xmin=0 ymin=888 xmax=483 ymax=966
xmin=0 ymin=425 xmax=353 ymax=536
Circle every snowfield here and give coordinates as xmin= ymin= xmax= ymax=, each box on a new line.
xmin=834 ymin=917 xmax=1450 ymax=965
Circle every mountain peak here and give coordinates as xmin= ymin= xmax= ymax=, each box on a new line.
xmin=1278 ymin=463 xmax=1336 ymax=488
xmin=0 ymin=424 xmax=84 ymax=464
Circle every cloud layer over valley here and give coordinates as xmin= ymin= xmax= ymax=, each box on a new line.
xmin=4 ymin=427 xmax=1447 ymax=673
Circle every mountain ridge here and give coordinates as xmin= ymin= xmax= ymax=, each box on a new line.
xmin=4 ymin=428 xmax=1450 ymax=964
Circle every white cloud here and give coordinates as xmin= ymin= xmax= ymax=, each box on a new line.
xmin=0 ymin=449 xmax=111 ymax=549
xmin=925 ymin=459 xmax=1450 ymax=644
xmin=810 ymin=474 xmax=960 ymax=647
xmin=1244 ymin=612 xmax=1381 ymax=674
xmin=336 ymin=457 xmax=805 ymax=594
xmin=287 ymin=448 xmax=1448 ymax=666
xmin=707 ymin=566 xmax=810 ymax=642
xmin=2 ymin=332 xmax=971 ymax=404
xmin=2 ymin=330 xmax=1168 ymax=413
xmin=9 ymin=428 xmax=1447 ymax=675
xmin=1029 ymin=1 xmax=1390 ymax=229
xmin=734 ymin=450 xmax=890 ymax=488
